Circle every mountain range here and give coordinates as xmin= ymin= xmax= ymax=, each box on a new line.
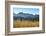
xmin=13 ymin=12 xmax=39 ymax=21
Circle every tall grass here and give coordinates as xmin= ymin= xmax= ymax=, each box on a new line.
xmin=13 ymin=20 xmax=39 ymax=28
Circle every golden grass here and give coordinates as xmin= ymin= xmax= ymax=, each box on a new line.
xmin=13 ymin=20 xmax=39 ymax=28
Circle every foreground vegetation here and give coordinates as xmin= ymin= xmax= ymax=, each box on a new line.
xmin=13 ymin=20 xmax=39 ymax=28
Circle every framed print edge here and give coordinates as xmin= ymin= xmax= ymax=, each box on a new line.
xmin=5 ymin=1 xmax=45 ymax=36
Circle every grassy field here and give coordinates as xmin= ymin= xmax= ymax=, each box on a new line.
xmin=13 ymin=20 xmax=39 ymax=28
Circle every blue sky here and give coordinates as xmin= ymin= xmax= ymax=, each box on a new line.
xmin=13 ymin=8 xmax=39 ymax=15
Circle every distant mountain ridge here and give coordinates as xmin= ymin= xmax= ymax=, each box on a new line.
xmin=14 ymin=12 xmax=38 ymax=15
xmin=13 ymin=12 xmax=39 ymax=21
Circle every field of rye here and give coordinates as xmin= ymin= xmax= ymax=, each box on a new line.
xmin=13 ymin=20 xmax=39 ymax=28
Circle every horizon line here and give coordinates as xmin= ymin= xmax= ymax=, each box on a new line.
xmin=14 ymin=12 xmax=39 ymax=15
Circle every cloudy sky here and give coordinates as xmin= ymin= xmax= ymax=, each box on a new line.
xmin=13 ymin=8 xmax=39 ymax=15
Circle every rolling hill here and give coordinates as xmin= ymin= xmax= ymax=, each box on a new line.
xmin=13 ymin=12 xmax=39 ymax=21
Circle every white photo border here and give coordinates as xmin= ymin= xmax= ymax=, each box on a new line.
xmin=10 ymin=5 xmax=42 ymax=32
